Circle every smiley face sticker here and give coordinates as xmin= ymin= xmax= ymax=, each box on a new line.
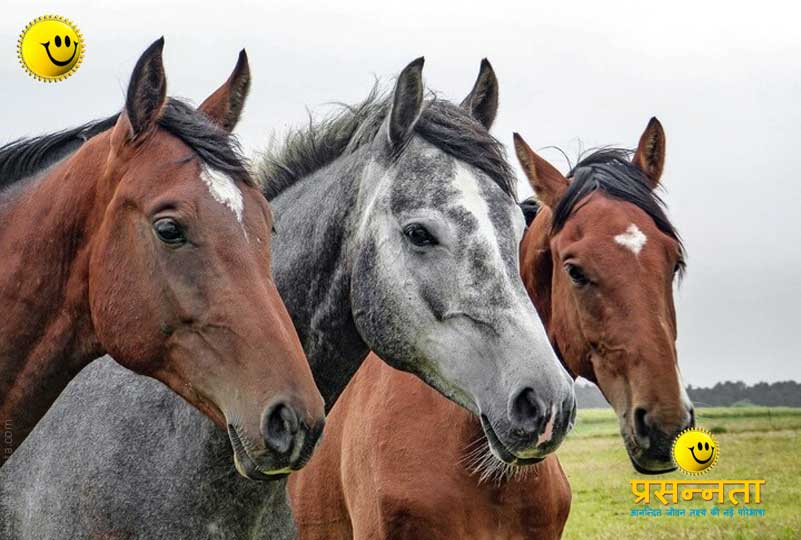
xmin=18 ymin=15 xmax=84 ymax=82
xmin=672 ymin=427 xmax=719 ymax=475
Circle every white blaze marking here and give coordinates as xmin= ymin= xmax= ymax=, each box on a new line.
xmin=451 ymin=163 xmax=504 ymax=268
xmin=614 ymin=223 xmax=647 ymax=255
xmin=451 ymin=162 xmax=555 ymax=352
xmin=201 ymin=167 xmax=244 ymax=225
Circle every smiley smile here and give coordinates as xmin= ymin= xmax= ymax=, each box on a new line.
xmin=688 ymin=446 xmax=713 ymax=464
xmin=41 ymin=41 xmax=78 ymax=67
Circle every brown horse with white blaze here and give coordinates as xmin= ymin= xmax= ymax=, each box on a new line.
xmin=289 ymin=114 xmax=693 ymax=539
xmin=0 ymin=38 xmax=325 ymax=477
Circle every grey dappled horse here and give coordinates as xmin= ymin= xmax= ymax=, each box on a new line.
xmin=0 ymin=59 xmax=575 ymax=539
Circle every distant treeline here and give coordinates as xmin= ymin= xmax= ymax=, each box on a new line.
xmin=575 ymin=380 xmax=801 ymax=409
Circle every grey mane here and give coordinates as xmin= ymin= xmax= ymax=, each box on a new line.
xmin=256 ymin=85 xmax=517 ymax=201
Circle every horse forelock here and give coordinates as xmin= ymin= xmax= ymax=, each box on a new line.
xmin=553 ymin=148 xmax=686 ymax=277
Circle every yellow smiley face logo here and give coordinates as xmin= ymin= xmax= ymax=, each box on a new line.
xmin=18 ymin=15 xmax=84 ymax=82
xmin=672 ymin=428 xmax=719 ymax=475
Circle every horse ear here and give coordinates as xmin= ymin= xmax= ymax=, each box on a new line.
xmin=199 ymin=50 xmax=251 ymax=133
xmin=460 ymin=58 xmax=498 ymax=130
xmin=125 ymin=37 xmax=167 ymax=140
xmin=388 ymin=57 xmax=425 ymax=148
xmin=513 ymin=133 xmax=569 ymax=209
xmin=632 ymin=117 xmax=666 ymax=189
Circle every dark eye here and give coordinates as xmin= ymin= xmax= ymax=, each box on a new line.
xmin=564 ymin=263 xmax=590 ymax=286
xmin=154 ymin=218 xmax=186 ymax=246
xmin=403 ymin=223 xmax=437 ymax=247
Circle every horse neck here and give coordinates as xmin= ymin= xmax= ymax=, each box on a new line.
xmin=0 ymin=133 xmax=110 ymax=461
xmin=269 ymin=155 xmax=372 ymax=411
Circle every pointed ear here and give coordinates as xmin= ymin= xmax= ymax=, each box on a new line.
xmin=388 ymin=57 xmax=425 ymax=148
xmin=199 ymin=50 xmax=251 ymax=133
xmin=460 ymin=58 xmax=498 ymax=130
xmin=513 ymin=133 xmax=569 ymax=209
xmin=125 ymin=37 xmax=167 ymax=140
xmin=632 ymin=117 xmax=666 ymax=189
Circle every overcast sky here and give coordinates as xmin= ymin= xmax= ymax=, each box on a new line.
xmin=3 ymin=1 xmax=799 ymax=386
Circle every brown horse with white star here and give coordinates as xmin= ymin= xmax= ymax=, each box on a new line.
xmin=0 ymin=39 xmax=325 ymax=476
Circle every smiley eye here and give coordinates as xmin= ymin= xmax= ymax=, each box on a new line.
xmin=65 ymin=36 xmax=71 ymax=47
xmin=54 ymin=35 xmax=61 ymax=47
xmin=154 ymin=218 xmax=186 ymax=246
xmin=704 ymin=442 xmax=709 ymax=451
xmin=697 ymin=442 xmax=702 ymax=450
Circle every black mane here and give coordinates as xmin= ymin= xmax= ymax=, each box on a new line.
xmin=256 ymin=86 xmax=516 ymax=200
xmin=0 ymin=115 xmax=119 ymax=190
xmin=0 ymin=98 xmax=250 ymax=192
xmin=554 ymin=148 xmax=685 ymax=273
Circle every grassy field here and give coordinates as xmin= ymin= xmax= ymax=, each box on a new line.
xmin=558 ymin=407 xmax=801 ymax=540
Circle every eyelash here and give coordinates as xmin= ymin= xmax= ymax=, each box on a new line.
xmin=564 ymin=263 xmax=590 ymax=286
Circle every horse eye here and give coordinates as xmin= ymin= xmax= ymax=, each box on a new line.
xmin=403 ymin=223 xmax=437 ymax=247
xmin=154 ymin=218 xmax=186 ymax=246
xmin=564 ymin=263 xmax=590 ymax=286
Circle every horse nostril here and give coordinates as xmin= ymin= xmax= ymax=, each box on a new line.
xmin=634 ymin=407 xmax=650 ymax=439
xmin=510 ymin=387 xmax=543 ymax=434
xmin=688 ymin=407 xmax=696 ymax=428
xmin=261 ymin=402 xmax=300 ymax=455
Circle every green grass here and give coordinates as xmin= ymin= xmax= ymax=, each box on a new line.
xmin=559 ymin=407 xmax=801 ymax=540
